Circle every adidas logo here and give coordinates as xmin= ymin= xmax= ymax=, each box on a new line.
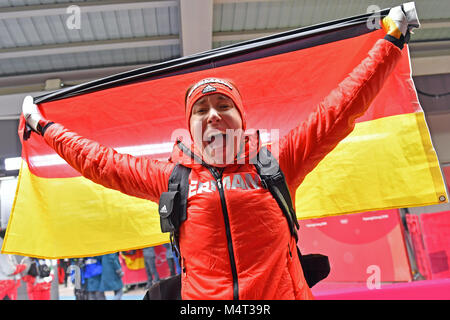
xmin=160 ymin=205 xmax=168 ymax=214
xmin=202 ymin=84 xmax=216 ymax=94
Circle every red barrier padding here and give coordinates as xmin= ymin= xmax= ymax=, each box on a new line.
xmin=405 ymin=214 xmax=432 ymax=279
xmin=420 ymin=210 xmax=450 ymax=279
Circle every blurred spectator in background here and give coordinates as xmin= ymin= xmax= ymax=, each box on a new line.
xmin=84 ymin=256 xmax=104 ymax=300
xmin=0 ymin=228 xmax=26 ymax=300
xmin=21 ymin=257 xmax=53 ymax=300
xmin=58 ymin=258 xmax=70 ymax=287
xmin=68 ymin=258 xmax=88 ymax=300
xmin=143 ymin=246 xmax=159 ymax=289
xmin=98 ymin=253 xmax=124 ymax=300
xmin=163 ymin=243 xmax=177 ymax=277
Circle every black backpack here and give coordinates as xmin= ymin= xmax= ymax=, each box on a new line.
xmin=145 ymin=142 xmax=330 ymax=300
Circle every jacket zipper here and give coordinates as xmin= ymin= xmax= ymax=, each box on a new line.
xmin=175 ymin=141 xmax=239 ymax=299
xmin=208 ymin=166 xmax=239 ymax=300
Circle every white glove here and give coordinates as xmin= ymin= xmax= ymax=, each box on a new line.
xmin=402 ymin=2 xmax=421 ymax=32
xmin=384 ymin=2 xmax=420 ymax=37
xmin=22 ymin=95 xmax=44 ymax=133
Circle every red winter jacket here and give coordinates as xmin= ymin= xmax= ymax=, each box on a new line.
xmin=43 ymin=38 xmax=402 ymax=300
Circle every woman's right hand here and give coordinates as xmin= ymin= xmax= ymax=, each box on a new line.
xmin=22 ymin=95 xmax=41 ymax=131
xmin=382 ymin=2 xmax=420 ymax=39
xmin=22 ymin=95 xmax=48 ymax=135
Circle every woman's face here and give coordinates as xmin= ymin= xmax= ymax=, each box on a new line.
xmin=189 ymin=93 xmax=243 ymax=167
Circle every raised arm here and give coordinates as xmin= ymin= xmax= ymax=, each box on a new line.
xmin=22 ymin=98 xmax=174 ymax=203
xmin=278 ymin=3 xmax=420 ymax=190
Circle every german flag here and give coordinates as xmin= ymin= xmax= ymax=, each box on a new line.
xmin=2 ymin=9 xmax=447 ymax=259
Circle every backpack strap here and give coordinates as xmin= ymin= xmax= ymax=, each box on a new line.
xmin=253 ymin=146 xmax=300 ymax=241
xmin=158 ymin=163 xmax=191 ymax=258
xmin=168 ymin=163 xmax=191 ymax=228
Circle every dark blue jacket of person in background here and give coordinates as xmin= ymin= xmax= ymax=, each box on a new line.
xmin=98 ymin=253 xmax=123 ymax=292
xmin=84 ymin=256 xmax=102 ymax=293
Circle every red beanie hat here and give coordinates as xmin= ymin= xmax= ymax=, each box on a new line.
xmin=185 ymin=78 xmax=246 ymax=132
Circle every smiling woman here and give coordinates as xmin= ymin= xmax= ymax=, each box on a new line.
xmin=188 ymin=87 xmax=244 ymax=166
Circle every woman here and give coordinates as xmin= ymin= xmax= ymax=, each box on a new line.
xmin=22 ymin=5 xmax=419 ymax=300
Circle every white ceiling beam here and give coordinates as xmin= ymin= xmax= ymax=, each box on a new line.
xmin=0 ymin=64 xmax=152 ymax=89
xmin=0 ymin=63 xmax=155 ymax=119
xmin=0 ymin=64 xmax=156 ymax=98
xmin=0 ymin=1 xmax=178 ymax=19
xmin=419 ymin=18 xmax=450 ymax=29
xmin=0 ymin=91 xmax=46 ymax=120
xmin=0 ymin=36 xmax=179 ymax=60
xmin=409 ymin=40 xmax=450 ymax=76
xmin=408 ymin=40 xmax=450 ymax=55
xmin=213 ymin=28 xmax=292 ymax=42
xmin=212 ymin=19 xmax=450 ymax=43
xmin=179 ymin=0 xmax=213 ymax=56
xmin=411 ymin=55 xmax=450 ymax=76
